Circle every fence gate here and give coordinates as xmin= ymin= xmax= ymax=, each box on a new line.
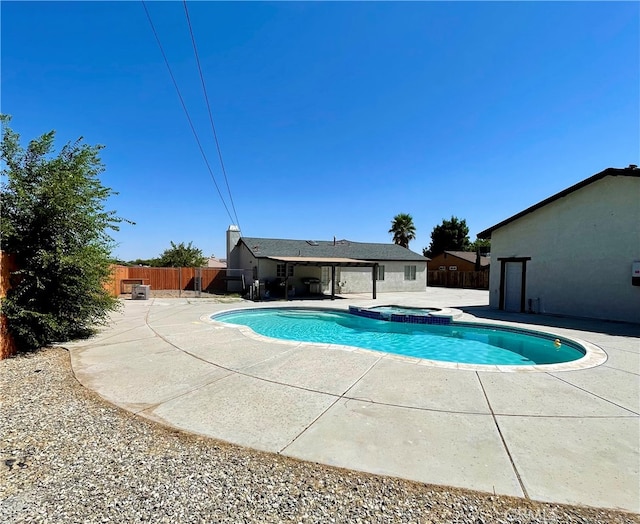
xmin=194 ymin=267 xmax=202 ymax=298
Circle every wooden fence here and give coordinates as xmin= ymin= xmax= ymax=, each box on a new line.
xmin=109 ymin=266 xmax=227 ymax=296
xmin=428 ymin=270 xmax=489 ymax=290
xmin=1 ymin=251 xmax=18 ymax=359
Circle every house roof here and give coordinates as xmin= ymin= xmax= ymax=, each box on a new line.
xmin=477 ymin=166 xmax=640 ymax=238
xmin=438 ymin=251 xmax=490 ymax=267
xmin=206 ymin=257 xmax=227 ymax=269
xmin=239 ymin=237 xmax=427 ymax=262
xmin=266 ymin=256 xmax=374 ymax=267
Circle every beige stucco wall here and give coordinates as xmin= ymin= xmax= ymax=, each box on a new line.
xmin=488 ymin=175 xmax=640 ymax=323
xmin=337 ymin=262 xmax=427 ymax=294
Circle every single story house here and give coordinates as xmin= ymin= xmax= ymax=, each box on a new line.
xmin=225 ymin=226 xmax=428 ymax=298
xmin=427 ymin=251 xmax=490 ymax=272
xmin=477 ymin=165 xmax=640 ymax=323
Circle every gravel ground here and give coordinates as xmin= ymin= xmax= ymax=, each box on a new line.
xmin=1 ymin=348 xmax=638 ymax=524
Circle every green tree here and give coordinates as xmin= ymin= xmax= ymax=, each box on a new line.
xmin=126 ymin=258 xmax=161 ymax=267
xmin=423 ymin=216 xmax=470 ymax=257
xmin=158 ymin=241 xmax=206 ymax=267
xmin=0 ymin=115 xmax=125 ymax=352
xmin=469 ymin=237 xmax=491 ymax=256
xmin=388 ymin=213 xmax=416 ymax=249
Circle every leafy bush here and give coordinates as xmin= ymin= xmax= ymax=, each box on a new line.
xmin=0 ymin=115 xmax=125 ymax=351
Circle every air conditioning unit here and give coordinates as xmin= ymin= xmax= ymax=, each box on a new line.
xmin=131 ymin=284 xmax=150 ymax=300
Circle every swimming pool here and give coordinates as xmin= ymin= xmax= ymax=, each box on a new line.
xmin=211 ymin=308 xmax=587 ymax=366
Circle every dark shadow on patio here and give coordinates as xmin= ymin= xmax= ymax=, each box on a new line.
xmin=457 ymin=305 xmax=640 ymax=338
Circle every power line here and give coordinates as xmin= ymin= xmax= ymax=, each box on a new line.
xmin=182 ymin=0 xmax=241 ymax=230
xmin=141 ymin=0 xmax=236 ymax=226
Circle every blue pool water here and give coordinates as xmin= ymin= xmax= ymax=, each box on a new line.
xmin=212 ymin=308 xmax=585 ymax=366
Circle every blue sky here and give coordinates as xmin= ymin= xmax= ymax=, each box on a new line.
xmin=2 ymin=1 xmax=638 ymax=261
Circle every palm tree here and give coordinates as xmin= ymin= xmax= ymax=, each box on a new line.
xmin=389 ymin=213 xmax=416 ymax=249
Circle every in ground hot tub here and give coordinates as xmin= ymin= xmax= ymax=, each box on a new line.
xmin=348 ymin=305 xmax=453 ymax=325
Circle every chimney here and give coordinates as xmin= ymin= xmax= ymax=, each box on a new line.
xmin=226 ymin=225 xmax=241 ymax=269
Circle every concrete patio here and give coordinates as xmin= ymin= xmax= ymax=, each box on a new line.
xmin=66 ymin=288 xmax=640 ymax=513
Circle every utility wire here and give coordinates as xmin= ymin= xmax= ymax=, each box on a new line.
xmin=141 ymin=0 xmax=235 ymax=226
xmin=183 ymin=0 xmax=241 ymax=230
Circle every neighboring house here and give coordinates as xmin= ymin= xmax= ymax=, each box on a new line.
xmin=427 ymin=251 xmax=490 ymax=272
xmin=478 ymin=165 xmax=640 ymax=323
xmin=206 ymin=256 xmax=227 ymax=269
xmin=225 ymin=226 xmax=428 ymax=298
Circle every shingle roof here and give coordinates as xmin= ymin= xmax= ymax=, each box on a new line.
xmin=443 ymin=251 xmax=490 ymax=267
xmin=478 ymin=166 xmax=640 ymax=238
xmin=239 ymin=237 xmax=427 ymax=262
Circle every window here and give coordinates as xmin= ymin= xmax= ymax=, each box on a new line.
xmin=376 ymin=265 xmax=385 ymax=281
xmin=438 ymin=265 xmax=446 ymax=271
xmin=449 ymin=265 xmax=458 ymax=271
xmin=276 ymin=264 xmax=294 ymax=278
xmin=404 ymin=265 xmax=417 ymax=280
